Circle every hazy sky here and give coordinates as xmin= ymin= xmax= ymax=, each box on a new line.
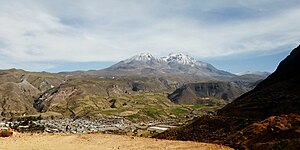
xmin=0 ymin=0 xmax=299 ymax=73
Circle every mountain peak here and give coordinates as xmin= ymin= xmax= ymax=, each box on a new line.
xmin=127 ymin=52 xmax=158 ymax=62
xmin=162 ymin=53 xmax=205 ymax=67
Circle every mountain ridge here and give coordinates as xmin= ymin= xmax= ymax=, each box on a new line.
xmin=156 ymin=45 xmax=300 ymax=149
xmin=218 ymin=45 xmax=300 ymax=119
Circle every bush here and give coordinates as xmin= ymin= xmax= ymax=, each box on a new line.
xmin=0 ymin=129 xmax=13 ymax=137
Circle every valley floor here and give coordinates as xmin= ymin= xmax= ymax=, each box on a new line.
xmin=0 ymin=133 xmax=232 ymax=150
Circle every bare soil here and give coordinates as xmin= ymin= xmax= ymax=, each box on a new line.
xmin=0 ymin=133 xmax=232 ymax=150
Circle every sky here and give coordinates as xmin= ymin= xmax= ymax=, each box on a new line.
xmin=0 ymin=0 xmax=300 ymax=73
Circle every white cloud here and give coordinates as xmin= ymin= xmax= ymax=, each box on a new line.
xmin=0 ymin=0 xmax=299 ymax=71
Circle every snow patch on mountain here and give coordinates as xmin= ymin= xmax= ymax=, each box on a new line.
xmin=130 ymin=53 xmax=155 ymax=61
xmin=162 ymin=53 xmax=195 ymax=66
xmin=124 ymin=53 xmax=161 ymax=63
xmin=162 ymin=53 xmax=208 ymax=67
xmin=124 ymin=52 xmax=211 ymax=67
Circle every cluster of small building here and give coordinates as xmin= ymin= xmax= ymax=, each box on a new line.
xmin=0 ymin=118 xmax=178 ymax=136
xmin=36 ymin=118 xmax=129 ymax=134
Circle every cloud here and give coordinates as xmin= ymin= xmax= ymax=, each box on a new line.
xmin=0 ymin=0 xmax=300 ymax=71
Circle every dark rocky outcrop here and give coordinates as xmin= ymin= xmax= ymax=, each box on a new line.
xmin=109 ymin=99 xmax=117 ymax=108
xmin=33 ymin=87 xmax=59 ymax=112
xmin=132 ymin=83 xmax=143 ymax=92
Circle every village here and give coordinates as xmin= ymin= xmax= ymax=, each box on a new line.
xmin=0 ymin=117 xmax=178 ymax=137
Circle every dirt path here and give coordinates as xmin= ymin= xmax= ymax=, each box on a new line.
xmin=0 ymin=133 xmax=232 ymax=150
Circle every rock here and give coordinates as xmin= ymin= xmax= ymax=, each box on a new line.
xmin=109 ymin=99 xmax=117 ymax=108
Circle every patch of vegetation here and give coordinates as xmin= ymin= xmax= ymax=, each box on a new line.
xmin=142 ymin=107 xmax=163 ymax=119
xmin=126 ymin=114 xmax=140 ymax=121
xmin=191 ymin=104 xmax=203 ymax=109
xmin=146 ymin=132 xmax=160 ymax=138
xmin=100 ymin=109 xmax=124 ymax=116
xmin=171 ymin=107 xmax=189 ymax=115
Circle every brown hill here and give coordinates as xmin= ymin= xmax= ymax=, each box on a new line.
xmin=156 ymin=45 xmax=300 ymax=149
xmin=218 ymin=45 xmax=300 ymax=119
xmin=0 ymin=81 xmax=39 ymax=117
xmin=0 ymin=69 xmax=64 ymax=117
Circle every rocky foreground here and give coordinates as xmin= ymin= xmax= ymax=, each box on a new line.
xmin=0 ymin=133 xmax=233 ymax=150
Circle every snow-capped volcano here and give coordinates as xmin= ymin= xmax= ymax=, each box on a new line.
xmin=105 ymin=52 xmax=235 ymax=79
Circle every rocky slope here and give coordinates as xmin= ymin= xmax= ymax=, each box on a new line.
xmin=0 ymin=69 xmax=64 ymax=117
xmin=166 ymin=71 xmax=269 ymax=105
xmin=168 ymin=81 xmax=250 ymax=105
xmin=156 ymin=45 xmax=300 ymax=149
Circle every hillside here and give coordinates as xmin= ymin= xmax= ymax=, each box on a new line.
xmin=166 ymin=72 xmax=268 ymax=105
xmin=218 ymin=45 xmax=300 ymax=119
xmin=168 ymin=81 xmax=250 ymax=105
xmin=0 ymin=72 xmax=227 ymax=122
xmin=0 ymin=69 xmax=64 ymax=117
xmin=156 ymin=45 xmax=300 ymax=149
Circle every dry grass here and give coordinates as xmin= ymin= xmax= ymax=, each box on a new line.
xmin=0 ymin=133 xmax=233 ymax=150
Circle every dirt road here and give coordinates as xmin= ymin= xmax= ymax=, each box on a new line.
xmin=0 ymin=133 xmax=232 ymax=150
